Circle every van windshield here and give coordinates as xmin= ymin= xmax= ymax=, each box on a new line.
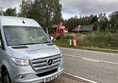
xmin=4 ymin=26 xmax=51 ymax=46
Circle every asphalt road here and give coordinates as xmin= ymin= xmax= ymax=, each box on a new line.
xmin=60 ymin=47 xmax=118 ymax=83
xmin=48 ymin=74 xmax=82 ymax=83
xmin=1 ymin=47 xmax=118 ymax=83
xmin=0 ymin=74 xmax=82 ymax=83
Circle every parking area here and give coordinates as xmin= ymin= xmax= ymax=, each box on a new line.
xmin=0 ymin=74 xmax=82 ymax=83
xmin=48 ymin=74 xmax=82 ymax=83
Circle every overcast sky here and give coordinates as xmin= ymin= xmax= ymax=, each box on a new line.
xmin=61 ymin=0 xmax=118 ymax=19
xmin=0 ymin=0 xmax=20 ymax=9
xmin=1 ymin=0 xmax=118 ymax=19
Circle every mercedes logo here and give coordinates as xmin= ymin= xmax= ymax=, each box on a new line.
xmin=47 ymin=59 xmax=53 ymax=65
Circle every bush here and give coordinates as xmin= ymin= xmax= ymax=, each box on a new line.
xmin=77 ymin=32 xmax=118 ymax=49
xmin=54 ymin=40 xmax=69 ymax=47
xmin=53 ymin=32 xmax=118 ymax=50
xmin=54 ymin=33 xmax=79 ymax=40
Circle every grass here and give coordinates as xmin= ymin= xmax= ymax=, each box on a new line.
xmin=54 ymin=40 xmax=69 ymax=47
xmin=78 ymin=46 xmax=118 ymax=53
xmin=54 ymin=40 xmax=118 ymax=54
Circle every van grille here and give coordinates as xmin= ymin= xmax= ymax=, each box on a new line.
xmin=31 ymin=54 xmax=61 ymax=72
xmin=36 ymin=69 xmax=58 ymax=77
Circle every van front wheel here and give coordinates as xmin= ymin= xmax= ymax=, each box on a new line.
xmin=2 ymin=69 xmax=11 ymax=83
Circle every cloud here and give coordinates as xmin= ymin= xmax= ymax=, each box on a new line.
xmin=60 ymin=0 xmax=118 ymax=18
xmin=0 ymin=0 xmax=21 ymax=9
xmin=1 ymin=0 xmax=118 ymax=19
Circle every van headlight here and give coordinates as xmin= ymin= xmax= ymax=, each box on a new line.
xmin=11 ymin=57 xmax=29 ymax=66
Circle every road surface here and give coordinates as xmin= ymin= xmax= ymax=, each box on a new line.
xmin=60 ymin=47 xmax=118 ymax=83
xmin=1 ymin=47 xmax=118 ymax=83
xmin=0 ymin=74 xmax=82 ymax=83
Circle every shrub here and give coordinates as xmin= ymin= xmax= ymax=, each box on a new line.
xmin=53 ymin=32 xmax=118 ymax=50
xmin=54 ymin=40 xmax=69 ymax=47
xmin=78 ymin=32 xmax=118 ymax=49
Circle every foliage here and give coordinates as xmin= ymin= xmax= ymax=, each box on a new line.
xmin=109 ymin=11 xmax=118 ymax=32
xmin=91 ymin=15 xmax=98 ymax=24
xmin=63 ymin=12 xmax=118 ymax=33
xmin=19 ymin=0 xmax=62 ymax=30
xmin=65 ymin=16 xmax=79 ymax=31
xmin=78 ymin=46 xmax=118 ymax=53
xmin=98 ymin=13 xmax=109 ymax=31
xmin=3 ymin=0 xmax=118 ymax=33
xmin=4 ymin=8 xmax=17 ymax=16
xmin=54 ymin=33 xmax=118 ymax=50
xmin=54 ymin=33 xmax=80 ymax=40
xmin=64 ymin=15 xmax=99 ymax=31
xmin=19 ymin=0 xmax=32 ymax=17
xmin=54 ymin=40 xmax=68 ymax=47
xmin=77 ymin=32 xmax=118 ymax=49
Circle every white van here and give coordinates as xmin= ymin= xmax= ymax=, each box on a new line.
xmin=0 ymin=16 xmax=64 ymax=83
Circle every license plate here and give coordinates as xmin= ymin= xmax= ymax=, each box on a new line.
xmin=44 ymin=75 xmax=57 ymax=82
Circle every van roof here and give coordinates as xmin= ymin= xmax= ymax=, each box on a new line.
xmin=0 ymin=16 xmax=40 ymax=27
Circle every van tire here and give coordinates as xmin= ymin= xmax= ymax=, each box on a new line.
xmin=2 ymin=69 xmax=11 ymax=83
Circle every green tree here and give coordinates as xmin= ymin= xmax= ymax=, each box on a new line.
xmin=19 ymin=0 xmax=62 ymax=30
xmin=19 ymin=0 xmax=32 ymax=17
xmin=64 ymin=15 xmax=98 ymax=31
xmin=91 ymin=15 xmax=98 ymax=24
xmin=109 ymin=11 xmax=118 ymax=32
xmin=4 ymin=8 xmax=17 ymax=16
xmin=65 ymin=16 xmax=79 ymax=31
xmin=51 ymin=0 xmax=62 ymax=24
xmin=98 ymin=13 xmax=108 ymax=31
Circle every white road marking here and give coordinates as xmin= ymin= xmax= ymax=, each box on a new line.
xmin=64 ymin=72 xmax=98 ymax=83
xmin=60 ymin=47 xmax=118 ymax=55
xmin=63 ymin=54 xmax=83 ymax=59
xmin=100 ymin=60 xmax=118 ymax=65
xmin=63 ymin=54 xmax=118 ymax=65
xmin=83 ymin=57 xmax=100 ymax=63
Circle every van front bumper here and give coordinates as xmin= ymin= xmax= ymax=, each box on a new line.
xmin=15 ymin=68 xmax=64 ymax=83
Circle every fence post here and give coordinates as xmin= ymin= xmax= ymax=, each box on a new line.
xmin=69 ymin=39 xmax=72 ymax=46
xmin=73 ymin=39 xmax=77 ymax=47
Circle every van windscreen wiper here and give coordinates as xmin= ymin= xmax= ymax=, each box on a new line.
xmin=43 ymin=41 xmax=52 ymax=43
xmin=17 ymin=43 xmax=41 ymax=45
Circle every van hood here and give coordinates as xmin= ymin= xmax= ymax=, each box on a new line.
xmin=7 ymin=44 xmax=61 ymax=60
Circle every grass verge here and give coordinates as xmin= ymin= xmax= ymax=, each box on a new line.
xmin=54 ymin=40 xmax=69 ymax=47
xmin=54 ymin=40 xmax=118 ymax=53
xmin=78 ymin=46 xmax=118 ymax=53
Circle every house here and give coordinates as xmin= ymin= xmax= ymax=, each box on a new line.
xmin=72 ymin=25 xmax=94 ymax=33
xmin=51 ymin=22 xmax=68 ymax=35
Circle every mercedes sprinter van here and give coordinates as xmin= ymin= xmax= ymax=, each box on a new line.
xmin=0 ymin=16 xmax=64 ymax=83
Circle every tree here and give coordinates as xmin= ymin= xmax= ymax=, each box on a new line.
xmin=19 ymin=0 xmax=62 ymax=30
xmin=109 ymin=11 xmax=118 ymax=32
xmin=91 ymin=15 xmax=98 ymax=24
xmin=65 ymin=16 xmax=79 ymax=31
xmin=19 ymin=0 xmax=32 ymax=17
xmin=98 ymin=13 xmax=108 ymax=31
xmin=4 ymin=8 xmax=17 ymax=16
xmin=51 ymin=0 xmax=62 ymax=24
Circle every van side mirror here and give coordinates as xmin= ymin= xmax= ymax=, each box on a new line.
xmin=0 ymin=45 xmax=1 ymax=48
xmin=0 ymin=40 xmax=5 ymax=50
xmin=50 ymin=36 xmax=54 ymax=41
xmin=0 ymin=40 xmax=2 ymax=48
